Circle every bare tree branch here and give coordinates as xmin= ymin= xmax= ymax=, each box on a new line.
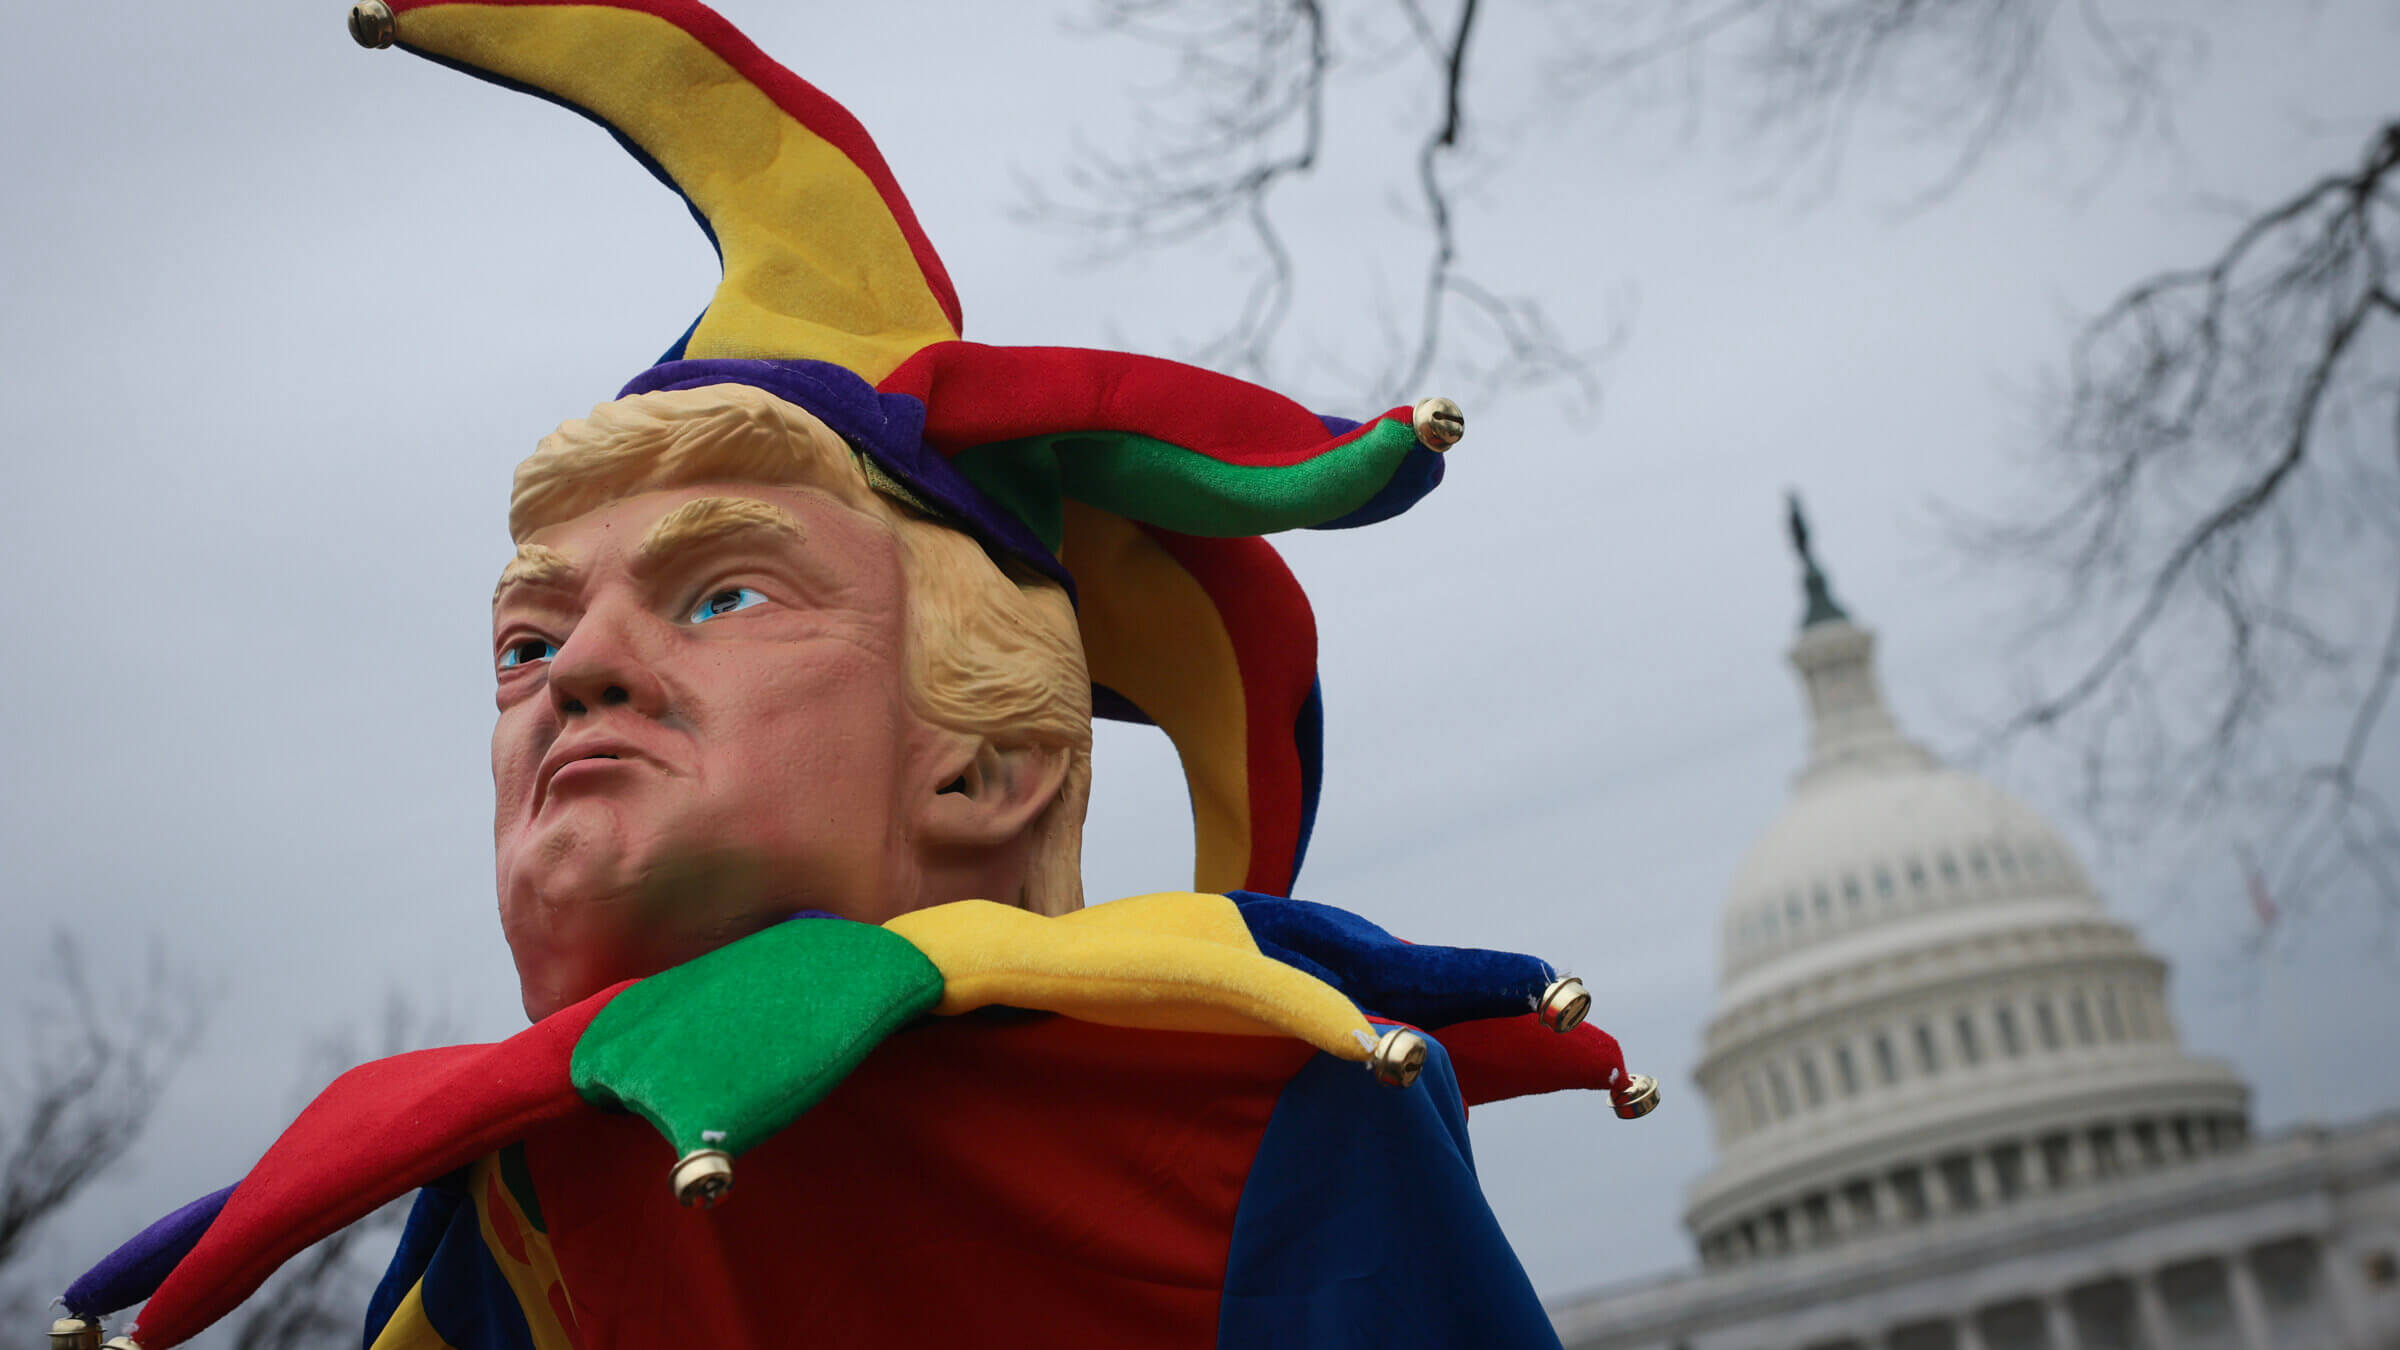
xmin=1031 ymin=0 xmax=1596 ymax=407
xmin=0 ymin=973 xmax=446 ymax=1349
xmin=217 ymin=993 xmax=453 ymax=1350
xmin=1039 ymin=0 xmax=2189 ymax=408
xmin=0 ymin=937 xmax=202 ymax=1273
xmin=1542 ymin=0 xmax=2186 ymax=208
xmin=1040 ymin=1 xmax=2392 ymax=927
xmin=1962 ymin=120 xmax=2400 ymax=915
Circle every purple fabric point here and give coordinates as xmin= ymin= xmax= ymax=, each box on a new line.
xmin=618 ymin=359 xmax=1072 ymax=592
xmin=64 ymin=1183 xmax=233 ymax=1317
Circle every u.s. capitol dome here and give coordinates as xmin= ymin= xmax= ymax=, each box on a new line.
xmin=1684 ymin=539 xmax=2248 ymax=1264
xmin=1548 ymin=502 xmax=2400 ymax=1350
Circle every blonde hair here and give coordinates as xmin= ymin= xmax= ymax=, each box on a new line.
xmin=510 ymin=385 xmax=1091 ymax=914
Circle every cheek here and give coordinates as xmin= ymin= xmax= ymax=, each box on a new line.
xmin=490 ymin=712 xmax=544 ymax=826
xmin=703 ymin=647 xmax=912 ymax=795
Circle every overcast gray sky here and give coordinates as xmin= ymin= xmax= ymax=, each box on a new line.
xmin=4 ymin=0 xmax=2397 ymax=1326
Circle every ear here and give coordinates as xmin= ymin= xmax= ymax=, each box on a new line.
xmin=917 ymin=739 xmax=1072 ymax=852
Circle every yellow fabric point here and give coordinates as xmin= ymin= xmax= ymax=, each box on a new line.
xmin=366 ymin=1282 xmax=460 ymax=1350
xmin=885 ymin=896 xmax=1375 ymax=1063
xmin=397 ymin=5 xmax=958 ymax=382
xmin=1060 ymin=505 xmax=1252 ymax=892
xmin=1055 ymin=888 xmax=1261 ymax=951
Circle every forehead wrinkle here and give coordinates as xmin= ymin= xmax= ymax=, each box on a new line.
xmin=493 ymin=544 xmax=580 ymax=605
xmin=634 ymin=496 xmax=804 ymax=572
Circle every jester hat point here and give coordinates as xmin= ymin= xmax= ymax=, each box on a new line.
xmin=354 ymin=0 xmax=1462 ymax=898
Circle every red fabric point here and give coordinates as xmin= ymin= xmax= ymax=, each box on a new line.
xmin=131 ymin=984 xmax=627 ymax=1348
xmin=1440 ymin=1016 xmax=1628 ymax=1108
xmin=883 ymin=342 xmax=1396 ymax=465
xmin=1144 ymin=530 xmax=1315 ymax=897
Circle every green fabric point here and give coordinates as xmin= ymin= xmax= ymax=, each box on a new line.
xmin=569 ymin=919 xmax=944 ymax=1160
xmin=957 ymin=440 xmax=1068 ymax=552
xmin=955 ymin=419 xmax=1415 ymax=545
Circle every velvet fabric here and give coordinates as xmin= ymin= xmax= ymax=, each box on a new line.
xmin=60 ymin=1184 xmax=231 ymax=1319
xmin=888 ymin=895 xmax=1377 ymax=1060
xmin=71 ymin=900 xmax=1626 ymax=1346
xmin=360 ymin=1017 xmax=1563 ymax=1348
xmin=1441 ymin=1017 xmax=1630 ymax=1108
xmin=362 ymin=1179 xmax=468 ymax=1348
xmin=119 ymin=988 xmax=622 ymax=1347
xmin=1219 ymin=1030 xmax=1562 ymax=1348
xmin=363 ymin=1172 xmax=536 ymax=1350
xmin=568 ymin=916 xmax=943 ymax=1159
xmin=391 ymin=0 xmax=961 ymax=382
xmin=373 ymin=0 xmax=1463 ymax=990
xmin=1229 ymin=893 xmax=1560 ymax=1029
xmin=618 ymin=357 xmax=1071 ymax=592
xmin=524 ymin=1015 xmax=1314 ymax=1347
xmin=1145 ymin=531 xmax=1323 ymax=896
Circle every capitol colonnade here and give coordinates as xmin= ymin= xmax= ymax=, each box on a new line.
xmin=1798 ymin=1226 xmax=2366 ymax=1349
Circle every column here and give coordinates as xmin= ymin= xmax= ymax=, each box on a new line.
xmin=1829 ymin=1190 xmax=1859 ymax=1238
xmin=1922 ymin=1166 xmax=1953 ymax=1218
xmin=2043 ymin=1292 xmax=2082 ymax=1350
xmin=1873 ymin=1175 xmax=1902 ymax=1229
xmin=1970 ymin=1151 xmax=2003 ymax=1208
xmin=2131 ymin=1270 xmax=2174 ymax=1350
xmin=1956 ymin=1312 xmax=1989 ymax=1350
xmin=2020 ymin=1140 xmax=2052 ymax=1197
xmin=2063 ymin=1132 xmax=2095 ymax=1187
xmin=2224 ymin=1250 xmax=2274 ymax=1350
xmin=2318 ymin=1238 xmax=2375 ymax=1348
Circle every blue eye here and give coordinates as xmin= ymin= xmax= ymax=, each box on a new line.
xmin=690 ymin=586 xmax=767 ymax=623
xmin=499 ymin=636 xmax=559 ymax=669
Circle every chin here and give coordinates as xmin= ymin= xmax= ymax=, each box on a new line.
xmin=503 ymin=909 xmax=666 ymax=1022
xmin=498 ymin=856 xmax=643 ymax=1020
xmin=498 ymin=856 xmax=792 ymax=1023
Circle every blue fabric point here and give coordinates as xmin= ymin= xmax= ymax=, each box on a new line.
xmin=1308 ymin=411 xmax=1446 ymax=531
xmin=362 ymin=1176 xmax=468 ymax=1347
xmin=1219 ymin=1033 xmax=1561 ymax=1348
xmin=403 ymin=1178 xmax=539 ymax=1350
xmin=1230 ymin=894 xmax=1556 ymax=1029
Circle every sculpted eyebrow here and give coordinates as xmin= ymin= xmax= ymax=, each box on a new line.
xmin=634 ymin=497 xmax=803 ymax=572
xmin=492 ymin=544 xmax=581 ymax=605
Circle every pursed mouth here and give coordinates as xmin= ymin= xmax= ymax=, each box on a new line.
xmin=534 ymin=743 xmax=654 ymax=813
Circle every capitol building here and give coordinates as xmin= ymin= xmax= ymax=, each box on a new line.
xmin=1546 ymin=512 xmax=2400 ymax=1350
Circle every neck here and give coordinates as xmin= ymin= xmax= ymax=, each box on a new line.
xmin=908 ymin=837 xmax=1035 ymax=914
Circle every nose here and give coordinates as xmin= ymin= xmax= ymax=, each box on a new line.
xmin=546 ymin=601 xmax=669 ymax=720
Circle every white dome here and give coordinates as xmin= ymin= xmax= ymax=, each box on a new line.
xmin=1719 ymin=762 xmax=2102 ymax=987
xmin=1680 ymin=563 xmax=2248 ymax=1270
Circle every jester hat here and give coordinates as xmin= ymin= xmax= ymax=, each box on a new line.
xmin=347 ymin=0 xmax=1462 ymax=899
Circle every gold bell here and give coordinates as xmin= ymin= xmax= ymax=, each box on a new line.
xmin=48 ymin=1315 xmax=103 ymax=1350
xmin=1370 ymin=1026 xmax=1429 ymax=1088
xmin=348 ymin=0 xmax=397 ymax=49
xmin=1410 ymin=396 xmax=1465 ymax=451
xmin=670 ymin=1149 xmax=734 ymax=1207
xmin=1613 ymin=1072 xmax=1660 ymax=1120
xmin=1536 ymin=976 xmax=1591 ymax=1034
